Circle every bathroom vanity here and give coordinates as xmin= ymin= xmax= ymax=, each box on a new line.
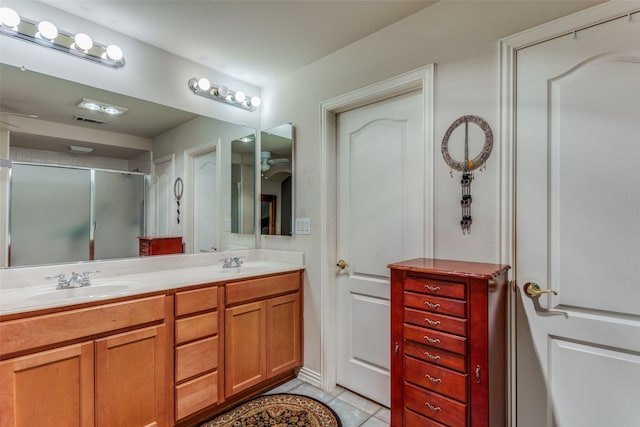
xmin=0 ymin=255 xmax=303 ymax=427
xmin=388 ymin=258 xmax=510 ymax=427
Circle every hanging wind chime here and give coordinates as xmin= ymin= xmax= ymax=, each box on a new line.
xmin=441 ymin=115 xmax=493 ymax=234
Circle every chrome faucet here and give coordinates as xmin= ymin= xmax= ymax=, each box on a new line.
xmin=221 ymin=256 xmax=244 ymax=268
xmin=46 ymin=271 xmax=99 ymax=289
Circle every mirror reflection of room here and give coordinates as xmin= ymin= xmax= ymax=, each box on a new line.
xmin=0 ymin=64 xmax=258 ymax=268
xmin=260 ymin=124 xmax=293 ymax=236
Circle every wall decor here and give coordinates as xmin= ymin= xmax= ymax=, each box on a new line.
xmin=441 ymin=115 xmax=493 ymax=234
xmin=174 ymin=177 xmax=183 ymax=224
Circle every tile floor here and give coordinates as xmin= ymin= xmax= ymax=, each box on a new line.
xmin=264 ymin=378 xmax=390 ymax=427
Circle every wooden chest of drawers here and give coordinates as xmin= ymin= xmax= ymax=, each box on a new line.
xmin=389 ymin=258 xmax=510 ymax=427
xmin=138 ymin=236 xmax=183 ymax=256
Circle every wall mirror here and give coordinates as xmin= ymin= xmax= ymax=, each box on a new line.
xmin=260 ymin=123 xmax=294 ymax=236
xmin=0 ymin=63 xmax=257 ymax=268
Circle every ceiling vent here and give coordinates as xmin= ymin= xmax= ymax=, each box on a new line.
xmin=73 ymin=115 xmax=106 ymax=125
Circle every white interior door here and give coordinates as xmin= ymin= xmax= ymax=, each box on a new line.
xmin=515 ymin=15 xmax=640 ymax=427
xmin=194 ymin=150 xmax=217 ymax=252
xmin=153 ymin=158 xmax=172 ymax=236
xmin=336 ymin=91 xmax=425 ymax=406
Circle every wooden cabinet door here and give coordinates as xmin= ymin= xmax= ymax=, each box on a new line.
xmin=0 ymin=342 xmax=94 ymax=427
xmin=95 ymin=325 xmax=167 ymax=427
xmin=225 ymin=301 xmax=267 ymax=397
xmin=267 ymin=292 xmax=301 ymax=377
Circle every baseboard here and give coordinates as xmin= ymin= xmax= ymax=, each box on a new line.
xmin=296 ymin=366 xmax=322 ymax=388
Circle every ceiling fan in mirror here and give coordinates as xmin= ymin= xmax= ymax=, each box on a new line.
xmin=260 ymin=151 xmax=289 ymax=173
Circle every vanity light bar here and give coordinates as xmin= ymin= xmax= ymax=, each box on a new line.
xmin=0 ymin=7 xmax=125 ymax=69
xmin=188 ymin=78 xmax=261 ymax=112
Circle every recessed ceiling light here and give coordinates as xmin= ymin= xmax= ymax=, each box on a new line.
xmin=77 ymin=98 xmax=127 ymax=116
xmin=69 ymin=145 xmax=94 ymax=154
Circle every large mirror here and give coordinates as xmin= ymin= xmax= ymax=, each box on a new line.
xmin=0 ymin=63 xmax=257 ymax=268
xmin=260 ymin=123 xmax=294 ymax=236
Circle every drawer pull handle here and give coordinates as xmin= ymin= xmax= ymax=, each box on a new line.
xmin=424 ymin=301 xmax=441 ymax=309
xmin=424 ymin=336 xmax=441 ymax=344
xmin=424 ymin=351 xmax=441 ymax=360
xmin=425 ymin=402 xmax=442 ymax=412
xmin=425 ymin=318 xmax=441 ymax=326
xmin=425 ymin=284 xmax=441 ymax=292
xmin=425 ymin=374 xmax=442 ymax=384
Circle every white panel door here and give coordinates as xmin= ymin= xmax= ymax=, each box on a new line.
xmin=194 ymin=150 xmax=217 ymax=253
xmin=516 ymin=15 xmax=640 ymax=427
xmin=336 ymin=91 xmax=425 ymax=406
xmin=153 ymin=158 xmax=172 ymax=236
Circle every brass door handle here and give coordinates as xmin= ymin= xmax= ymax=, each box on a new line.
xmin=523 ymin=282 xmax=558 ymax=298
xmin=336 ymin=259 xmax=349 ymax=270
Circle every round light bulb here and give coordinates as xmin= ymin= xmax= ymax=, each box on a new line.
xmin=37 ymin=21 xmax=58 ymax=41
xmin=74 ymin=33 xmax=93 ymax=51
xmin=250 ymin=96 xmax=262 ymax=108
xmin=106 ymin=44 xmax=123 ymax=61
xmin=234 ymin=91 xmax=246 ymax=103
xmin=217 ymin=85 xmax=229 ymax=97
xmin=0 ymin=7 xmax=20 ymax=28
xmin=197 ymin=78 xmax=211 ymax=91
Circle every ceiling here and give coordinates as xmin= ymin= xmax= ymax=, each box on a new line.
xmin=38 ymin=0 xmax=440 ymax=87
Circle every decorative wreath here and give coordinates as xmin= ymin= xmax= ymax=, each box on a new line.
xmin=441 ymin=115 xmax=493 ymax=172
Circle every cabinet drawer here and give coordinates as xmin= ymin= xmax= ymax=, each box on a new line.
xmin=404 ymin=276 xmax=465 ymax=300
xmin=226 ymin=272 xmax=300 ymax=305
xmin=404 ymin=339 xmax=466 ymax=373
xmin=176 ymin=287 xmax=218 ymax=317
xmin=0 ymin=296 xmax=165 ymax=357
xmin=404 ymin=308 xmax=467 ymax=337
xmin=175 ymin=371 xmax=218 ymax=420
xmin=404 ymin=383 xmax=466 ymax=427
xmin=404 ymin=324 xmax=466 ymax=355
xmin=404 ymin=292 xmax=466 ymax=318
xmin=405 ymin=356 xmax=467 ymax=402
xmin=175 ymin=336 xmax=218 ymax=382
xmin=175 ymin=311 xmax=218 ymax=345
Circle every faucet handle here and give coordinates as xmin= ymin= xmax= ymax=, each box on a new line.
xmin=45 ymin=273 xmax=66 ymax=284
xmin=80 ymin=270 xmax=99 ymax=286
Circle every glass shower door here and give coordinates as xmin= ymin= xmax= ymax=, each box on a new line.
xmin=10 ymin=164 xmax=91 ymax=266
xmin=93 ymin=171 xmax=146 ymax=260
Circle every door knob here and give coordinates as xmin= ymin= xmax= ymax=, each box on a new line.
xmin=336 ymin=259 xmax=349 ymax=270
xmin=523 ymin=282 xmax=558 ymax=298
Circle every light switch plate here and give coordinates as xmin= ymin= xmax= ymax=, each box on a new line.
xmin=295 ymin=218 xmax=311 ymax=235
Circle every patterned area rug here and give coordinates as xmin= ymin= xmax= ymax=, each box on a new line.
xmin=200 ymin=393 xmax=342 ymax=427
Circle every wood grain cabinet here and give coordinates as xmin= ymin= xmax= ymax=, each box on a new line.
xmin=0 ymin=296 xmax=168 ymax=427
xmin=224 ymin=271 xmax=302 ymax=397
xmin=174 ymin=286 xmax=221 ymax=422
xmin=388 ymin=259 xmax=510 ymax=427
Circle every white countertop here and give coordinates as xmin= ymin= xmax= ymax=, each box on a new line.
xmin=0 ymin=250 xmax=304 ymax=316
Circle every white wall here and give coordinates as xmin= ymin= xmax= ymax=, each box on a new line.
xmin=258 ymin=0 xmax=601 ymax=383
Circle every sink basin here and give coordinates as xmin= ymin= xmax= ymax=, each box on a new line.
xmin=26 ymin=283 xmax=133 ymax=303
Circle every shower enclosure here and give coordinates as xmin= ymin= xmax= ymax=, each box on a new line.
xmin=9 ymin=163 xmax=149 ymax=267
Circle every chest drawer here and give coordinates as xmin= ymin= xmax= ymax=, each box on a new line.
xmin=405 ymin=356 xmax=467 ymax=402
xmin=404 ymin=324 xmax=466 ymax=355
xmin=404 ymin=307 xmax=467 ymax=337
xmin=404 ymin=339 xmax=466 ymax=373
xmin=404 ymin=292 xmax=466 ymax=318
xmin=404 ymin=383 xmax=466 ymax=427
xmin=404 ymin=276 xmax=465 ymax=299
